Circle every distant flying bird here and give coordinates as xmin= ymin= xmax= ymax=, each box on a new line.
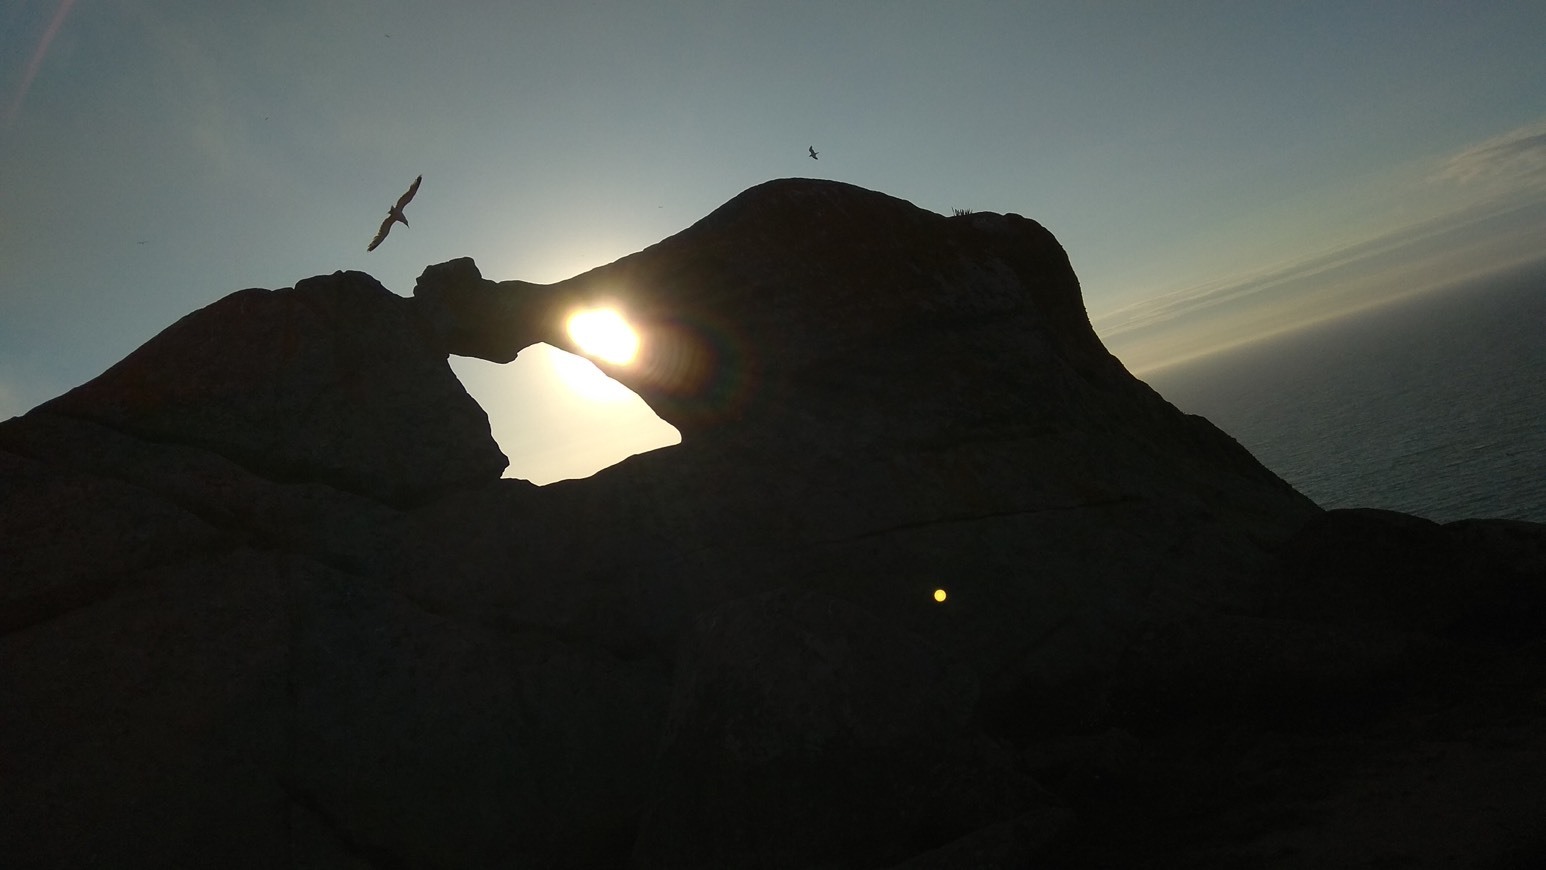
xmin=808 ymin=146 xmax=819 ymax=160
xmin=366 ymin=174 xmax=421 ymax=252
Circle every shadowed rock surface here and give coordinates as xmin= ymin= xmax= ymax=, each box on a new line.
xmin=3 ymin=179 xmax=1543 ymax=868
xmin=30 ymin=271 xmax=506 ymax=506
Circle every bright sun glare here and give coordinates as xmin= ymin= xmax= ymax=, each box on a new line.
xmin=556 ymin=308 xmax=642 ymax=403
xmin=566 ymin=308 xmax=640 ymax=365
xmin=548 ymin=349 xmax=636 ymax=403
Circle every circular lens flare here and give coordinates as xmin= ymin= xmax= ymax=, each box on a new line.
xmin=567 ymin=308 xmax=639 ymax=365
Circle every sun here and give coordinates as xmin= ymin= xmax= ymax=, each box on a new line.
xmin=566 ymin=308 xmax=639 ymax=365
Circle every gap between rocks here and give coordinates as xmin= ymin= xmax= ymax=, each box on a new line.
xmin=448 ymin=346 xmax=680 ymax=486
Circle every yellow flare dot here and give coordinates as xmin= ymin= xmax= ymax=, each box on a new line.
xmin=933 ymin=588 xmax=947 ymax=603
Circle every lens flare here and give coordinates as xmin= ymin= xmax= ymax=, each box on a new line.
xmin=548 ymin=347 xmax=635 ymax=403
xmin=566 ymin=308 xmax=639 ymax=365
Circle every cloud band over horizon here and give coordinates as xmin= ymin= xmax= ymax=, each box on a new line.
xmin=1094 ymin=119 xmax=1546 ymax=376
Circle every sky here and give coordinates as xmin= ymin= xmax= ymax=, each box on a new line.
xmin=4 ymin=1 xmax=1545 ymax=484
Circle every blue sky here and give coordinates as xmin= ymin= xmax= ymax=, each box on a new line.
xmin=4 ymin=1 xmax=1545 ymax=483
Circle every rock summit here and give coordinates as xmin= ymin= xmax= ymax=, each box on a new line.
xmin=4 ymin=179 xmax=1544 ymax=867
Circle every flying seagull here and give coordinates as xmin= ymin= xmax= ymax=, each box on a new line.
xmin=808 ymin=146 xmax=819 ymax=160
xmin=367 ymin=174 xmax=422 ymax=252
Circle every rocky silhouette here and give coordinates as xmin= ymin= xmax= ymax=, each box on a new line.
xmin=367 ymin=174 xmax=421 ymax=252
xmin=3 ymin=179 xmax=1543 ymax=867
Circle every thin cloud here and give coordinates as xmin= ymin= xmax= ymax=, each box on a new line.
xmin=1094 ymin=198 xmax=1546 ymax=374
xmin=4 ymin=0 xmax=77 ymax=128
xmin=1092 ymin=208 xmax=1483 ymax=340
xmin=1435 ymin=121 xmax=1546 ymax=191
xmin=1092 ymin=120 xmax=1546 ymax=374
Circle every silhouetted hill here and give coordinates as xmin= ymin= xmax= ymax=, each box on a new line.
xmin=3 ymin=179 xmax=1543 ymax=867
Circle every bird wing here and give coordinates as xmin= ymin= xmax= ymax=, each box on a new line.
xmin=395 ymin=175 xmax=422 ymax=210
xmin=367 ymin=213 xmax=396 ymax=251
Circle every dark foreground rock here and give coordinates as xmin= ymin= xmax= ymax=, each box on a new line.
xmin=30 ymin=271 xmax=506 ymax=506
xmin=2 ymin=179 xmax=1543 ymax=868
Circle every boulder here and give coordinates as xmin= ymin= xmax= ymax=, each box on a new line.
xmin=0 ymin=447 xmax=226 ymax=634
xmin=3 ymin=178 xmax=1542 ymax=867
xmin=631 ymin=589 xmax=1043 ymax=868
xmin=31 ymin=270 xmax=505 ymax=505
xmin=411 ymin=256 xmax=562 ymax=363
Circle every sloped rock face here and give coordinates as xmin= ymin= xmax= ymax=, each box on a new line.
xmin=632 ymin=589 xmax=1046 ymax=869
xmin=3 ymin=179 xmax=1544 ymax=868
xmin=33 ymin=270 xmax=506 ymax=505
xmin=410 ymin=180 xmax=1322 ymax=727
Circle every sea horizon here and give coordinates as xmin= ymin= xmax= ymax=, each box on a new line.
xmin=1143 ymin=259 xmax=1546 ymax=524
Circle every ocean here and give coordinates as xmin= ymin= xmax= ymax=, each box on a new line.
xmin=1141 ymin=262 xmax=1546 ymax=524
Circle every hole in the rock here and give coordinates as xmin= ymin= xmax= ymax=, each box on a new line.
xmin=450 ymin=344 xmax=680 ymax=485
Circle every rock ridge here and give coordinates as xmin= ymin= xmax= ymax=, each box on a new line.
xmin=2 ymin=178 xmax=1543 ymax=868
xmin=28 ymin=270 xmax=506 ymax=505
